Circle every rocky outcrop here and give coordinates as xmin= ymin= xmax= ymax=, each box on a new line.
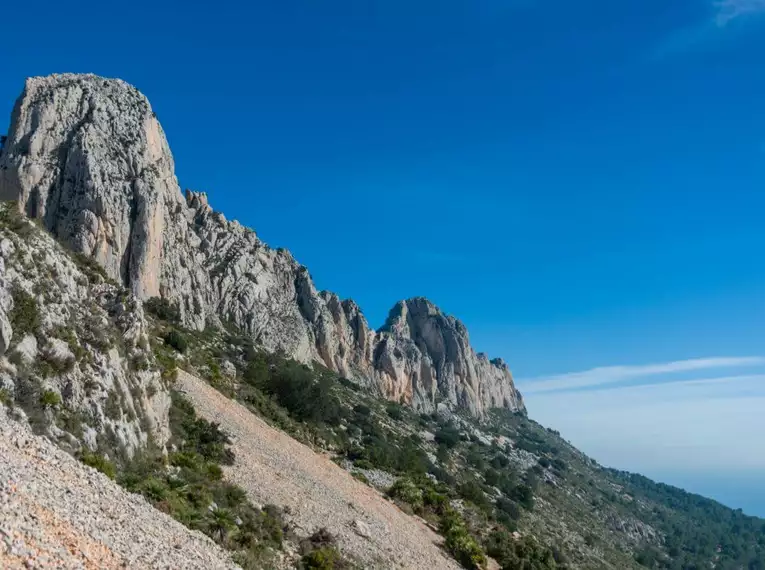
xmin=0 ymin=73 xmax=525 ymax=417
xmin=374 ymin=298 xmax=524 ymax=416
xmin=0 ymin=202 xmax=170 ymax=457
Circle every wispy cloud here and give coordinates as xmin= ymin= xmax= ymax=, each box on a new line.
xmin=714 ymin=0 xmax=765 ymax=26
xmin=518 ymin=356 xmax=765 ymax=394
xmin=652 ymin=0 xmax=765 ymax=58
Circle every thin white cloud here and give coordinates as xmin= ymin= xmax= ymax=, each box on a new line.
xmin=715 ymin=0 xmax=765 ymax=26
xmin=651 ymin=0 xmax=765 ymax=58
xmin=518 ymin=356 xmax=765 ymax=394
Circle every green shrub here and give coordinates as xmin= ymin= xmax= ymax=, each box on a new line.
xmin=39 ymin=390 xmax=61 ymax=408
xmin=386 ymin=402 xmax=404 ymax=420
xmin=352 ymin=472 xmax=370 ymax=484
xmin=439 ymin=508 xmax=487 ymax=569
xmin=435 ymin=424 xmax=462 ymax=448
xmin=0 ymin=202 xmax=33 ymax=233
xmin=458 ymin=479 xmax=491 ymax=512
xmin=0 ymin=388 xmax=12 ymax=407
xmin=466 ymin=448 xmax=486 ymax=470
xmin=486 ymin=530 xmax=557 ymax=570
xmin=169 ymin=391 xmax=235 ymax=465
xmin=145 ymin=297 xmax=181 ymax=323
xmin=302 ymin=546 xmax=342 ymax=569
xmin=164 ymin=330 xmax=188 ymax=353
xmin=337 ymin=377 xmax=359 ymax=391
xmin=254 ymin=357 xmax=343 ymax=426
xmin=491 ymin=454 xmax=510 ymax=469
xmin=389 ymin=478 xmax=424 ymax=511
xmin=510 ymin=483 xmax=535 ymax=511
xmin=10 ymin=285 xmax=40 ymax=337
xmin=551 ymin=458 xmax=567 ymax=472
xmin=80 ymin=451 xmax=116 ymax=479
xmin=484 ymin=468 xmax=500 ymax=487
xmin=496 ymin=497 xmax=521 ymax=521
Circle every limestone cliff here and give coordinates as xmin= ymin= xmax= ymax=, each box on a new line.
xmin=0 ymin=73 xmax=525 ymax=417
xmin=0 ymin=202 xmax=170 ymax=457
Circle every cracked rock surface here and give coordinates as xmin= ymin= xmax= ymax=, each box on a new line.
xmin=0 ymin=73 xmax=525 ymax=419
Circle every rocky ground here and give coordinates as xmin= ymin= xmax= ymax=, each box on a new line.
xmin=175 ymin=370 xmax=462 ymax=570
xmin=0 ymin=406 xmax=239 ymax=570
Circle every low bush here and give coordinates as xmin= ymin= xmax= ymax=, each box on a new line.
xmin=71 ymin=252 xmax=110 ymax=283
xmin=510 ymin=483 xmax=535 ymax=511
xmin=39 ymin=390 xmax=61 ymax=409
xmin=485 ymin=530 xmax=557 ymax=570
xmin=299 ymin=528 xmax=353 ymax=569
xmin=389 ymin=478 xmax=424 ymax=511
xmin=458 ymin=479 xmax=491 ymax=512
xmin=439 ymin=508 xmax=487 ymax=569
xmin=385 ymin=402 xmax=404 ymax=420
xmin=245 ymin=354 xmax=343 ymax=427
xmin=163 ymin=330 xmax=188 ymax=353
xmin=434 ymin=423 xmax=462 ymax=448
xmin=10 ymin=285 xmax=40 ymax=337
xmin=80 ymin=451 xmax=117 ymax=479
xmin=144 ymin=297 xmax=181 ymax=323
xmin=301 ymin=546 xmax=343 ymax=569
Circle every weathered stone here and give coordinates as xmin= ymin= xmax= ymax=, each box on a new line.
xmin=11 ymin=335 xmax=38 ymax=367
xmin=351 ymin=519 xmax=372 ymax=539
xmin=0 ymin=310 xmax=11 ymax=357
xmin=0 ymin=74 xmax=525 ymax=418
xmin=0 ymin=202 xmax=170 ymax=456
xmin=220 ymin=360 xmax=237 ymax=379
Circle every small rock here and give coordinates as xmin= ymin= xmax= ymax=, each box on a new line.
xmin=351 ymin=519 xmax=372 ymax=539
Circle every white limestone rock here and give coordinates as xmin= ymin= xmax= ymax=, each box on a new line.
xmin=0 ymin=73 xmax=525 ymax=418
xmin=0 ymin=202 xmax=170 ymax=455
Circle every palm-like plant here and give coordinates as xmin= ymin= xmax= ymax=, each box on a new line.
xmin=207 ymin=507 xmax=236 ymax=544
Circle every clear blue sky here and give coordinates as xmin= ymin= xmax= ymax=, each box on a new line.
xmin=2 ymin=0 xmax=764 ymax=513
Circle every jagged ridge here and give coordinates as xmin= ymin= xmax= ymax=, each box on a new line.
xmin=0 ymin=73 xmax=524 ymax=417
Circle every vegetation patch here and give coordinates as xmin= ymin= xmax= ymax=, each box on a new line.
xmin=9 ymin=284 xmax=40 ymax=337
xmin=80 ymin=450 xmax=117 ymax=479
xmin=115 ymin=391 xmax=287 ymax=568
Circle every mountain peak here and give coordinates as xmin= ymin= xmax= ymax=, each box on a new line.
xmin=0 ymin=73 xmax=524 ymax=418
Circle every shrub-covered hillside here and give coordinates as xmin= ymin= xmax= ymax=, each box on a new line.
xmin=144 ymin=301 xmax=765 ymax=570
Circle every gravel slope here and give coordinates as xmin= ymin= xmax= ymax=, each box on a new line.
xmin=176 ymin=370 xmax=461 ymax=570
xmin=0 ymin=407 xmax=239 ymax=570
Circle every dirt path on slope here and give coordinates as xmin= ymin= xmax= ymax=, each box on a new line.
xmin=176 ymin=370 xmax=461 ymax=570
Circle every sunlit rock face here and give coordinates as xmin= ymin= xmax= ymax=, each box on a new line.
xmin=0 ymin=73 xmax=525 ymax=418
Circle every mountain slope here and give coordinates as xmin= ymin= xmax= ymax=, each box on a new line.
xmin=143 ymin=308 xmax=765 ymax=570
xmin=0 ymin=73 xmax=522 ymax=419
xmin=0 ymin=72 xmax=763 ymax=570
xmin=0 ymin=404 xmax=238 ymax=569
xmin=0 ymin=201 xmax=169 ymax=458
xmin=175 ymin=368 xmax=461 ymax=570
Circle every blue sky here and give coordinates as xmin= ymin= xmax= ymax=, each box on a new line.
xmin=1 ymin=1 xmax=764 ymax=513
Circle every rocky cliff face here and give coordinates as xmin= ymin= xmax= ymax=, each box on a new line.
xmin=0 ymin=73 xmax=524 ymax=417
xmin=0 ymin=202 xmax=170 ymax=457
